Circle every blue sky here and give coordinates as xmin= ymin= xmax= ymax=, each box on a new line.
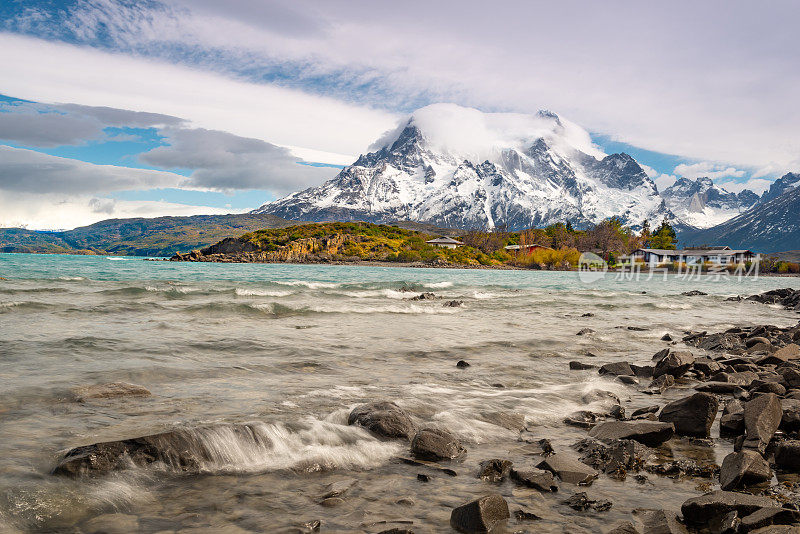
xmin=0 ymin=0 xmax=798 ymax=229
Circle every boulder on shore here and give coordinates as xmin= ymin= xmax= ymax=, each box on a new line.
xmin=588 ymin=421 xmax=674 ymax=447
xmin=536 ymin=453 xmax=598 ymax=485
xmin=599 ymin=362 xmax=635 ymax=376
xmin=653 ymin=351 xmax=695 ymax=378
xmin=450 ymin=494 xmax=509 ymax=533
xmin=510 ymin=467 xmax=558 ymax=491
xmin=658 ymin=393 xmax=719 ymax=438
xmin=743 ymin=393 xmax=782 ymax=453
xmin=410 ymin=428 xmax=466 ymax=461
xmin=719 ymin=450 xmax=772 ymax=490
xmin=681 ymin=491 xmax=775 ymax=527
xmin=348 ymin=401 xmax=416 ymax=440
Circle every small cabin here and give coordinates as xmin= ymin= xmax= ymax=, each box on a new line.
xmin=426 ymin=237 xmax=464 ymax=249
xmin=504 ymin=243 xmax=553 ymax=255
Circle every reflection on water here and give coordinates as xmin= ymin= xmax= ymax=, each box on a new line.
xmin=0 ymin=253 xmax=797 ymax=532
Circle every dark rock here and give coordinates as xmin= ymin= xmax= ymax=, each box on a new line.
xmin=536 ymin=453 xmax=598 ymax=485
xmin=569 ymin=361 xmax=596 ymax=370
xmin=682 ymin=290 xmax=708 ymax=296
xmin=747 ymin=337 xmax=772 ymax=349
xmin=377 ymin=529 xmax=414 ymax=534
xmin=631 ymin=405 xmax=660 ymax=417
xmin=710 ymin=371 xmax=759 ymax=386
xmin=577 ymin=328 xmax=595 ymax=336
xmin=654 ymin=351 xmax=695 ymax=378
xmin=581 ymin=312 xmax=595 ymax=317
xmin=348 ymin=401 xmax=416 ymax=440
xmin=599 ymin=361 xmax=635 ymax=376
xmin=608 ymin=404 xmax=626 ymax=420
xmin=563 ymin=492 xmax=612 ymax=512
xmin=752 ymin=382 xmax=786 ymax=396
xmin=588 ymin=421 xmax=675 ymax=447
xmin=319 ymin=497 xmax=345 ymax=507
xmin=631 ymin=364 xmax=654 ymax=378
xmin=417 ymin=473 xmax=430 ymax=482
xmin=693 ymin=358 xmax=724 ymax=376
xmin=411 ymin=428 xmax=466 ymax=461
xmin=450 ymin=493 xmax=510 ymax=533
xmin=564 ymin=410 xmax=598 ymax=429
xmin=645 ymin=459 xmax=719 ymax=479
xmin=781 ymin=400 xmax=800 ymax=431
xmin=658 ymin=393 xmax=719 ymax=438
xmin=628 ymin=326 xmax=648 ymax=331
xmin=607 ymin=521 xmax=642 ymax=534
xmin=697 ymin=382 xmax=747 ymax=395
xmin=634 ymin=509 xmax=689 ymax=533
xmin=456 ymin=360 xmax=470 ymax=368
xmin=721 ymin=399 xmax=746 ymax=436
xmin=740 ymin=508 xmax=800 ymax=531
xmin=513 ymin=509 xmax=541 ymax=521
xmin=320 ymin=478 xmax=357 ymax=499
xmin=743 ymin=393 xmax=782 ymax=453
xmin=662 ymin=333 xmax=674 ymax=341
xmin=647 ymin=374 xmax=675 ymax=394
xmin=774 ymin=440 xmax=800 ymax=471
xmin=443 ymin=300 xmax=463 ymax=307
xmin=410 ymin=292 xmax=436 ymax=301
xmin=510 ymin=467 xmax=557 ymax=491
xmin=681 ymin=491 xmax=775 ymax=527
xmin=617 ymin=375 xmax=639 ymax=385
xmin=708 ymin=511 xmax=740 ymax=534
xmin=653 ymin=348 xmax=672 ymax=361
xmin=573 ymin=438 xmax=651 ymax=473
xmin=719 ymin=450 xmax=772 ymax=490
xmin=478 ymin=459 xmax=512 ymax=483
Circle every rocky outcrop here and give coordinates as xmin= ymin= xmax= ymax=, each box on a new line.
xmin=348 ymin=401 xmax=416 ymax=440
xmin=658 ymin=393 xmax=719 ymax=438
xmin=171 ymin=233 xmax=358 ymax=263
xmin=450 ymin=494 xmax=509 ymax=533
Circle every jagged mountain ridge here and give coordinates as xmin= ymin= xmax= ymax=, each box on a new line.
xmin=256 ymin=104 xmax=670 ymax=230
xmin=661 ymin=177 xmax=759 ymax=228
xmin=759 ymin=172 xmax=800 ymax=204
xmin=682 ymin=182 xmax=800 ymax=252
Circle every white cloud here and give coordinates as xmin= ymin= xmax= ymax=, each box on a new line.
xmin=654 ymin=174 xmax=677 ymax=191
xmin=0 ymin=33 xmax=397 ymax=162
xmin=0 ymin=193 xmax=239 ymax=230
xmin=673 ymin=162 xmax=746 ymax=181
xmin=5 ymin=1 xmax=798 ymax=173
xmin=716 ymin=177 xmax=773 ymax=195
xmin=639 ymin=164 xmax=659 ymax=179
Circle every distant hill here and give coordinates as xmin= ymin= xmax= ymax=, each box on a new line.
xmin=0 ymin=214 xmax=461 ymax=257
xmin=0 ymin=213 xmax=300 ymax=256
xmin=681 ymin=184 xmax=800 ymax=253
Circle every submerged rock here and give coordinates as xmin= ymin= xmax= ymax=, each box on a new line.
xmin=719 ymin=450 xmax=772 ymax=490
xmin=449 ymin=493 xmax=509 ymax=533
xmin=573 ymin=438 xmax=651 ymax=474
xmin=71 ymin=382 xmax=151 ymax=402
xmin=658 ymin=393 xmax=719 ymax=438
xmin=577 ymin=328 xmax=595 ymax=336
xmin=510 ymin=467 xmax=557 ymax=492
xmin=588 ymin=421 xmax=675 ymax=447
xmin=348 ymin=401 xmax=416 ymax=440
xmin=410 ymin=428 xmax=466 ymax=461
xmin=536 ymin=453 xmax=598 ymax=485
xmin=477 ymin=459 xmax=512 ymax=483
xmin=563 ymin=492 xmax=612 ymax=512
xmin=569 ymin=361 xmax=596 ymax=370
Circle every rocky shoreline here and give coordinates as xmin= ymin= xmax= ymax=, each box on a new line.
xmin=45 ymin=288 xmax=800 ymax=533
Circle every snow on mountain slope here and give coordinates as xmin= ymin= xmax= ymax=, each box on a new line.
xmin=661 ymin=177 xmax=758 ymax=229
xmin=759 ymin=172 xmax=800 ymax=204
xmin=682 ymin=182 xmax=800 ymax=253
xmin=255 ymin=104 xmax=669 ymax=230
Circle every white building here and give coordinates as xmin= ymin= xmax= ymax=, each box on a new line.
xmin=630 ymin=246 xmax=755 ymax=266
xmin=426 ymin=237 xmax=464 ymax=249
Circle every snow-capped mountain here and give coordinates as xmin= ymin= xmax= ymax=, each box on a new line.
xmin=660 ymin=177 xmax=759 ymax=229
xmin=682 ymin=179 xmax=800 ymax=253
xmin=255 ymin=104 xmax=669 ymax=230
xmin=759 ymin=172 xmax=800 ymax=204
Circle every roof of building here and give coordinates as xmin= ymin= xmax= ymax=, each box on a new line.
xmin=503 ymin=243 xmax=551 ymax=250
xmin=426 ymin=236 xmax=464 ymax=245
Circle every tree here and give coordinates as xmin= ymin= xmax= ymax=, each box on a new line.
xmin=641 ymin=219 xmax=651 ymax=238
xmin=565 ymin=220 xmax=574 ymax=233
xmin=649 ymin=219 xmax=677 ymax=249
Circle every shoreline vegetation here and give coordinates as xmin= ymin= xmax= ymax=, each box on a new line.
xmin=168 ymin=221 xmax=800 ymax=275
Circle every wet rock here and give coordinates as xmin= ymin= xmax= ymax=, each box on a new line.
xmin=743 ymin=393 xmax=782 ymax=453
xmin=410 ymin=428 xmax=466 ymax=461
xmin=320 ymin=478 xmax=357 ymax=499
xmin=628 ymin=326 xmax=649 ymax=331
xmin=658 ymin=393 xmax=719 ymax=438
xmin=607 ymin=521 xmax=641 ymax=534
xmin=395 ymin=497 xmax=415 ymax=506
xmin=513 ymin=509 xmax=542 ymax=521
xmin=608 ymin=404 xmax=626 ymax=420
xmin=740 ymin=508 xmax=800 ymax=531
xmin=697 ymin=382 xmax=747 ymax=395
xmin=443 ymin=300 xmax=463 ymax=307
xmin=719 ymin=451 xmax=772 ymax=490
xmin=753 ymin=382 xmax=787 ymax=396
xmin=478 ymin=411 xmax=525 ymax=432
xmin=631 ymin=405 xmax=660 ymax=418
xmin=573 ymin=438 xmax=651 ymax=474
xmin=478 ymin=459 xmax=512 ymax=483
xmin=617 ymin=375 xmax=639 ymax=385
xmin=377 ymin=529 xmax=414 ymax=534
xmin=746 ymin=336 xmax=772 ymax=348
xmin=563 ymin=492 xmax=612 ymax=512
xmin=417 ymin=473 xmax=430 ymax=482
xmin=647 ymin=374 xmax=675 ymax=394
xmin=348 ymin=401 xmax=416 ymax=440
xmin=682 ymin=290 xmax=708 ymax=296
xmin=694 ymin=358 xmax=724 ymax=376
xmin=71 ymin=382 xmax=151 ymax=402
xmin=536 ymin=453 xmax=598 ymax=485
xmin=599 ymin=362 xmax=635 ymax=376
xmin=653 ymin=351 xmax=695 ymax=378
xmin=631 ymin=364 xmax=654 ymax=378
xmin=710 ymin=371 xmax=760 ymax=387
xmin=410 ymin=292 xmax=436 ymax=300
xmin=780 ymin=400 xmax=800 ymax=431
xmin=581 ymin=312 xmax=595 ymax=317
xmin=301 ymin=519 xmax=322 ymax=532
xmin=662 ymin=333 xmax=674 ymax=341
xmin=456 ymin=360 xmax=470 ymax=368
xmin=581 ymin=389 xmax=621 ymax=405
xmin=633 ymin=509 xmax=689 ymax=533
xmin=320 ymin=497 xmax=345 ymax=507
xmin=577 ymin=328 xmax=595 ymax=335
xmin=449 ymin=493 xmax=510 ymax=533
xmin=708 ymin=511 xmax=740 ymax=534
xmin=721 ymin=399 xmax=746 ymax=436
xmin=570 ymin=361 xmax=596 ymax=370
xmin=564 ymin=410 xmax=598 ymax=429
xmin=774 ymin=440 xmax=800 ymax=471
xmin=588 ymin=421 xmax=675 ymax=447
xmin=681 ymin=491 xmax=775 ymax=527
xmin=653 ymin=348 xmax=672 ymax=361
xmin=510 ymin=467 xmax=558 ymax=491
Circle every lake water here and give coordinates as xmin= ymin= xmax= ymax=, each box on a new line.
xmin=1 ymin=253 xmax=798 ymax=533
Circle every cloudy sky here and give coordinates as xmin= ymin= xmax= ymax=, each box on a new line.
xmin=0 ymin=0 xmax=798 ymax=229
